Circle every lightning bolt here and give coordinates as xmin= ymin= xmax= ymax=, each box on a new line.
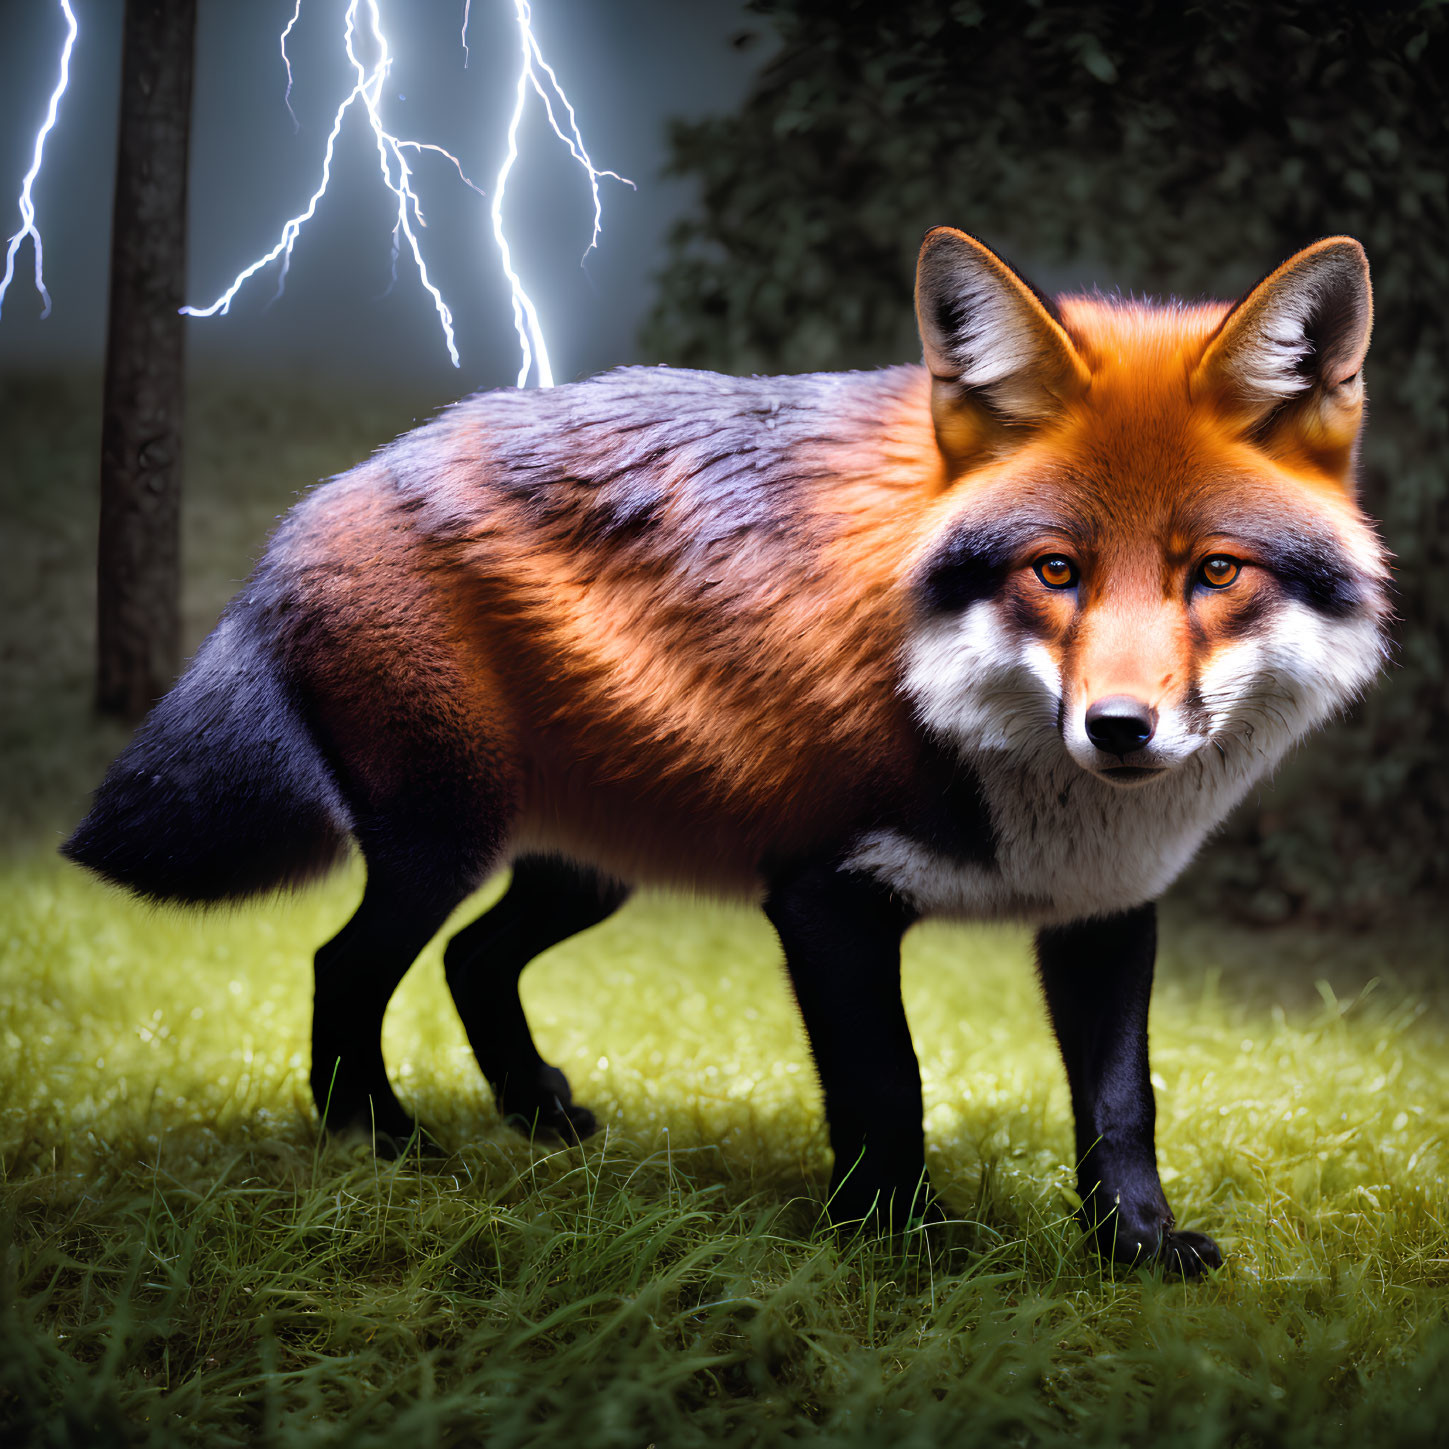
xmin=184 ymin=0 xmax=631 ymax=385
xmin=280 ymin=0 xmax=304 ymax=131
xmin=489 ymin=0 xmax=634 ymax=387
xmin=0 ymin=0 xmax=79 ymax=323
xmin=183 ymin=0 xmax=463 ymax=367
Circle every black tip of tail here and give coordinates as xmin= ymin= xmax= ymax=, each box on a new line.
xmin=61 ymin=609 xmax=350 ymax=905
xmin=61 ymin=778 xmax=347 ymax=905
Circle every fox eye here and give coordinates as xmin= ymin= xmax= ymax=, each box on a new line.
xmin=1198 ymin=556 xmax=1242 ymax=589
xmin=1033 ymin=555 xmax=1078 ymax=590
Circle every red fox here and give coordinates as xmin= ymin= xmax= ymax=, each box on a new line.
xmin=64 ymin=229 xmax=1388 ymax=1273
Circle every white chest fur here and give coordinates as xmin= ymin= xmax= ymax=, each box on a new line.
xmin=847 ymin=748 xmax=1257 ymax=925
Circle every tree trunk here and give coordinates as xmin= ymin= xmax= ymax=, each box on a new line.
xmin=96 ymin=0 xmax=197 ymax=722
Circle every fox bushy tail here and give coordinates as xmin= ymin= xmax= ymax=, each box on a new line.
xmin=62 ymin=601 xmax=351 ymax=904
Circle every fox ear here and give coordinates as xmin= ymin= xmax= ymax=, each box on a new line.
xmin=915 ymin=228 xmax=1090 ymax=457
xmin=1194 ymin=237 xmax=1372 ymax=467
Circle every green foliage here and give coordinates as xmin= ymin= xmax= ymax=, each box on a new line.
xmin=645 ymin=0 xmax=1448 ymax=921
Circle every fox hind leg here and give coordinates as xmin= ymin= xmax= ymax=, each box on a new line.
xmin=444 ymin=855 xmax=630 ymax=1140
xmin=306 ymin=722 xmax=514 ymax=1152
xmin=311 ymin=870 xmax=477 ymax=1148
xmin=286 ymin=534 xmax=521 ymax=1150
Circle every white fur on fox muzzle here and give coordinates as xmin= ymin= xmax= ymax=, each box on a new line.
xmin=1195 ymin=603 xmax=1386 ymax=763
xmin=902 ymin=603 xmax=1063 ymax=752
xmin=1063 ymin=701 xmax=1205 ymax=782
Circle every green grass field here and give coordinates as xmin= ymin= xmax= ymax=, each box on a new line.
xmin=2 ymin=371 xmax=1446 ymax=1446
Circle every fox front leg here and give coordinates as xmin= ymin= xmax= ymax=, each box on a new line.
xmin=764 ymin=863 xmax=933 ymax=1230
xmin=1035 ymin=903 xmax=1222 ymax=1275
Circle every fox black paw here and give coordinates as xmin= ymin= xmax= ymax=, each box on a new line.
xmin=1155 ymin=1229 xmax=1223 ymax=1276
xmin=1090 ymin=1216 xmax=1224 ymax=1277
xmin=504 ymin=1099 xmax=597 ymax=1141
xmin=825 ymin=1178 xmax=941 ymax=1237
xmin=499 ymin=1067 xmax=597 ymax=1142
xmin=323 ymin=1104 xmax=442 ymax=1159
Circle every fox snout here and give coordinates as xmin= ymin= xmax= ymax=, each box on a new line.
xmin=1077 ymin=693 xmax=1174 ymax=785
xmin=1083 ymin=695 xmax=1158 ymax=758
xmin=1064 ymin=610 xmax=1187 ymax=782
xmin=1067 ymin=686 xmax=1193 ymax=785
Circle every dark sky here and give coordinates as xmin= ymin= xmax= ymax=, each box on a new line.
xmin=0 ymin=0 xmax=769 ymax=392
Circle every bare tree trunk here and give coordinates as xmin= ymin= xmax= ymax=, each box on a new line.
xmin=96 ymin=0 xmax=197 ymax=722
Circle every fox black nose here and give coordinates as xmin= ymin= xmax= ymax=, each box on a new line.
xmin=1084 ymin=696 xmax=1158 ymax=757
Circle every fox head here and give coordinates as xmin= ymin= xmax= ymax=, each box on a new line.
xmin=905 ymin=228 xmax=1389 ymax=794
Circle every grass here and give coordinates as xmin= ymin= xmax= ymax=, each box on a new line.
xmin=1 ymin=368 xmax=1446 ymax=1446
